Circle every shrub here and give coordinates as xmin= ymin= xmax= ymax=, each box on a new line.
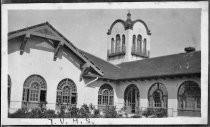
xmin=28 ymin=108 xmax=44 ymax=118
xmin=103 ymin=106 xmax=118 ymax=118
xmin=142 ymin=108 xmax=167 ymax=118
xmin=155 ymin=108 xmax=167 ymax=117
xmin=91 ymin=108 xmax=101 ymax=118
xmin=8 ymin=108 xmax=29 ymax=118
xmin=43 ymin=109 xmax=57 ymax=118
xmin=131 ymin=114 xmax=141 ymax=118
xmin=79 ymin=104 xmax=91 ymax=118
xmin=67 ymin=106 xmax=79 ymax=118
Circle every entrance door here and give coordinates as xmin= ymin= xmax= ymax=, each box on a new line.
xmin=124 ymin=84 xmax=139 ymax=114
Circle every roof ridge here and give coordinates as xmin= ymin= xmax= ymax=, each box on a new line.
xmin=8 ymin=22 xmax=48 ymax=35
xmin=118 ymin=51 xmax=201 ymax=65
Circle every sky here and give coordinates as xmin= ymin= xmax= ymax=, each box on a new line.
xmin=8 ymin=9 xmax=201 ymax=60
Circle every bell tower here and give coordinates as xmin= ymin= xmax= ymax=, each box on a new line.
xmin=107 ymin=12 xmax=151 ymax=65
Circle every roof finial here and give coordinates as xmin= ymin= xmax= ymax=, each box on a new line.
xmin=127 ymin=10 xmax=131 ymax=18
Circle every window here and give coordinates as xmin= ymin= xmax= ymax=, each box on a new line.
xmin=143 ymin=38 xmax=147 ymax=54
xmin=148 ymin=83 xmax=168 ymax=108
xmin=98 ymin=84 xmax=114 ymax=107
xmin=132 ymin=35 xmax=136 ymax=52
xmin=116 ymin=34 xmax=121 ymax=52
xmin=111 ymin=38 xmax=115 ymax=53
xmin=137 ymin=34 xmax=142 ymax=52
xmin=22 ymin=75 xmax=47 ymax=108
xmin=178 ymin=81 xmax=200 ymax=111
xmin=8 ymin=75 xmax=11 ymax=108
xmin=56 ymin=78 xmax=77 ymax=107
xmin=153 ymin=91 xmax=162 ymax=107
xmin=122 ymin=35 xmax=125 ymax=52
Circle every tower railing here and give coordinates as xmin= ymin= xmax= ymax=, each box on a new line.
xmin=131 ymin=46 xmax=149 ymax=58
xmin=107 ymin=45 xmax=126 ymax=58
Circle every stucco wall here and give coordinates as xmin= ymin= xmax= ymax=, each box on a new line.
xmin=8 ymin=36 xmax=98 ymax=113
xmin=113 ymin=77 xmax=200 ymax=116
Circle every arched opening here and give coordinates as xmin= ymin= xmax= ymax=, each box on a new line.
xmin=148 ymin=83 xmax=168 ymax=108
xmin=56 ymin=78 xmax=77 ymax=110
xmin=137 ymin=34 xmax=142 ymax=53
xmin=177 ymin=81 xmax=201 ymax=116
xmin=8 ymin=75 xmax=11 ymax=108
xmin=124 ymin=84 xmax=139 ymax=114
xmin=22 ymin=75 xmax=47 ymax=109
xmin=116 ymin=34 xmax=121 ymax=53
xmin=122 ymin=35 xmax=125 ymax=52
xmin=143 ymin=38 xmax=147 ymax=55
xmin=98 ymin=84 xmax=114 ymax=109
xmin=132 ymin=35 xmax=136 ymax=52
xmin=111 ymin=38 xmax=115 ymax=53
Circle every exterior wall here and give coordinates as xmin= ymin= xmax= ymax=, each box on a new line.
xmin=8 ymin=36 xmax=95 ymax=113
xmin=113 ymin=77 xmax=200 ymax=116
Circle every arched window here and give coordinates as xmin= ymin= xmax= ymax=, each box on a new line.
xmin=111 ymin=38 xmax=115 ymax=53
xmin=116 ymin=34 xmax=121 ymax=53
xmin=137 ymin=34 xmax=142 ymax=52
xmin=122 ymin=35 xmax=125 ymax=52
xmin=143 ymin=38 xmax=147 ymax=55
xmin=56 ymin=78 xmax=77 ymax=107
xmin=178 ymin=81 xmax=200 ymax=116
xmin=132 ymin=35 xmax=136 ymax=52
xmin=8 ymin=75 xmax=11 ymax=108
xmin=124 ymin=84 xmax=140 ymax=113
xmin=148 ymin=83 xmax=168 ymax=108
xmin=22 ymin=75 xmax=47 ymax=108
xmin=98 ymin=84 xmax=114 ymax=108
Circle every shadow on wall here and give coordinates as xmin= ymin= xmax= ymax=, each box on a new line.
xmin=8 ymin=36 xmax=55 ymax=55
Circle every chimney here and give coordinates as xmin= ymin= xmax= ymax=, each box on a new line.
xmin=185 ymin=47 xmax=196 ymax=53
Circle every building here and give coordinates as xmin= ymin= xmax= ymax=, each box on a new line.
xmin=8 ymin=12 xmax=201 ymax=117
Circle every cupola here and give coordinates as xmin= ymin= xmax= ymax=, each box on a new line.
xmin=107 ymin=11 xmax=151 ymax=65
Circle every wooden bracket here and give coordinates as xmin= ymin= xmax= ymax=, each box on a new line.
xmin=53 ymin=42 xmax=64 ymax=61
xmin=20 ymin=33 xmax=30 ymax=55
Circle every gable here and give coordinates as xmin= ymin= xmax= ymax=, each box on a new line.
xmin=8 ymin=22 xmax=104 ymax=77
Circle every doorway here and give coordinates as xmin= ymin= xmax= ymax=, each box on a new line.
xmin=124 ymin=84 xmax=139 ymax=114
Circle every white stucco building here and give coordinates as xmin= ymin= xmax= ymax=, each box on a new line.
xmin=8 ymin=12 xmax=201 ymax=117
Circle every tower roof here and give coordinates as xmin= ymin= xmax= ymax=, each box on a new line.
xmin=107 ymin=12 xmax=151 ymax=35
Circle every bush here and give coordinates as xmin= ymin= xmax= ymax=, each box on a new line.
xmin=79 ymin=104 xmax=91 ymax=118
xmin=28 ymin=108 xmax=44 ymax=118
xmin=155 ymin=108 xmax=167 ymax=117
xmin=91 ymin=108 xmax=101 ymax=118
xmin=103 ymin=106 xmax=118 ymax=118
xmin=43 ymin=109 xmax=57 ymax=118
xmin=131 ymin=114 xmax=141 ymax=118
xmin=67 ymin=106 xmax=79 ymax=118
xmin=8 ymin=108 xmax=29 ymax=118
xmin=142 ymin=108 xmax=167 ymax=118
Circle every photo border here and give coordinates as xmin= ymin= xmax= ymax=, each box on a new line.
xmin=1 ymin=2 xmax=209 ymax=125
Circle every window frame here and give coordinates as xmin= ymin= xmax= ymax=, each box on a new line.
xmin=56 ymin=78 xmax=77 ymax=106
xmin=98 ymin=84 xmax=114 ymax=107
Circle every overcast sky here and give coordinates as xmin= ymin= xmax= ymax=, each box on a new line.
xmin=8 ymin=9 xmax=201 ymax=60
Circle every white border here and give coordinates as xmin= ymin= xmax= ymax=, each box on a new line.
xmin=1 ymin=2 xmax=208 ymax=125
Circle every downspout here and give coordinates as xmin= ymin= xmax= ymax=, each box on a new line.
xmin=85 ymin=76 xmax=98 ymax=87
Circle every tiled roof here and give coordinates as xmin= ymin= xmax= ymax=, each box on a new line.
xmin=117 ymin=51 xmax=201 ymax=80
xmin=80 ymin=50 xmax=120 ymax=79
xmin=82 ymin=51 xmax=201 ymax=80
